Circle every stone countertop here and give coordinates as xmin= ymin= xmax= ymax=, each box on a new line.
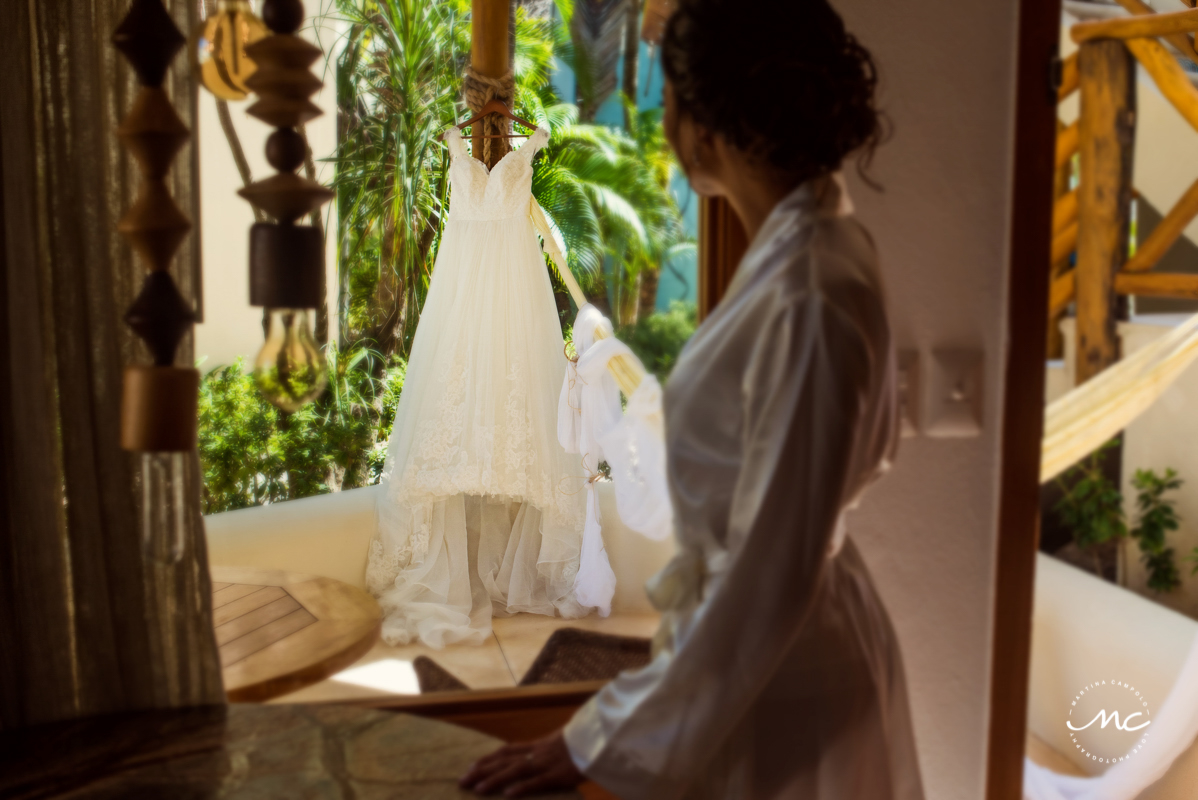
xmin=0 ymin=703 xmax=581 ymax=799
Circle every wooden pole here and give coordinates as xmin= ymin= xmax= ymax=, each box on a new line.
xmin=698 ymin=196 xmax=748 ymax=319
xmin=1072 ymin=7 xmax=1198 ymax=45
xmin=1075 ymin=39 xmax=1136 ymax=384
xmin=471 ymin=0 xmax=511 ymax=170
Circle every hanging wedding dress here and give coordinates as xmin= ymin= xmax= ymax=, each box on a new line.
xmin=366 ymin=127 xmax=593 ymax=648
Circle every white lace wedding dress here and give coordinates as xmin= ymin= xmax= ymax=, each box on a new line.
xmin=366 ymin=127 xmax=591 ymax=648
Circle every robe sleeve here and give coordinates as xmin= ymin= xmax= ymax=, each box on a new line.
xmin=563 ymin=287 xmax=874 ymax=799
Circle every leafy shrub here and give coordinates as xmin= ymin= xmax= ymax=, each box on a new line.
xmin=198 ymin=348 xmax=406 ymax=515
xmin=1054 ymin=441 xmax=1127 ymax=576
xmin=619 ymin=301 xmax=698 ymax=383
xmin=1130 ymin=468 xmax=1183 ymax=593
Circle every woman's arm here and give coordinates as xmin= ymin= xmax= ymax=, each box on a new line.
xmin=564 ymin=287 xmax=875 ymax=799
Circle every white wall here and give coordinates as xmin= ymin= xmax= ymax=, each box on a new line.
xmin=194 ymin=18 xmax=341 ymax=371
xmin=1120 ymin=318 xmax=1198 ymax=620
xmin=834 ymin=1 xmax=1022 ymax=797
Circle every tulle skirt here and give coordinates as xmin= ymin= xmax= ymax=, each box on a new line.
xmin=367 ymin=212 xmax=590 ymax=647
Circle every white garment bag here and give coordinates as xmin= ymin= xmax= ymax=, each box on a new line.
xmin=559 ymin=306 xmax=673 ymax=517
xmin=557 ymin=304 xmax=619 ymax=615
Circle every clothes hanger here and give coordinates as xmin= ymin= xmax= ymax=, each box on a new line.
xmin=443 ymin=99 xmax=539 ymax=140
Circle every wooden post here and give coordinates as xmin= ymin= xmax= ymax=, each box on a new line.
xmin=1046 ymin=123 xmax=1075 ymax=360
xmin=1075 ymin=39 xmax=1136 ymax=384
xmin=471 ymin=0 xmax=511 ymax=170
xmin=698 ymin=196 xmax=748 ymax=319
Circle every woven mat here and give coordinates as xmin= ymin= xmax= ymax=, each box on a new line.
xmin=518 ymin=628 xmax=651 ymax=686
xmin=411 ymin=628 xmax=653 ymax=693
xmin=413 ymin=655 xmax=470 ymax=693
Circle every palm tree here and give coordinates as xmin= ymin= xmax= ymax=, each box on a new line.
xmin=333 ymin=0 xmax=466 ymax=361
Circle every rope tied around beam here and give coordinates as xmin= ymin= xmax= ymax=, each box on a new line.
xmin=463 ymin=67 xmax=515 ymax=165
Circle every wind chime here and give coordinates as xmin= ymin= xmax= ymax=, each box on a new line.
xmin=239 ymin=0 xmax=334 ymax=412
xmin=190 ymin=0 xmax=332 ymax=410
xmin=113 ymin=0 xmax=196 ymax=562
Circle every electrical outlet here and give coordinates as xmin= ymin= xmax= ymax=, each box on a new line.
xmin=926 ymin=349 xmax=983 ymax=438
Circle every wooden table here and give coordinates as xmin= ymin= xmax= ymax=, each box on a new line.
xmin=211 ymin=567 xmax=381 ymax=702
xmin=0 ymin=704 xmax=581 ymax=799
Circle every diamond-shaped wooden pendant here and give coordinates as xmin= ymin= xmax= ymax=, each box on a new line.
xmin=112 ymin=0 xmax=185 ymax=88
xmin=118 ymin=182 xmax=193 ymax=271
xmin=125 ymin=271 xmax=196 ymax=366
xmin=238 ymin=172 xmax=335 ymax=224
xmin=117 ymin=88 xmax=190 ymax=179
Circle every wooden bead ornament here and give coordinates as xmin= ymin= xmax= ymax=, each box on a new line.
xmin=238 ymin=0 xmax=333 ymax=411
xmin=113 ymin=0 xmax=199 ymax=453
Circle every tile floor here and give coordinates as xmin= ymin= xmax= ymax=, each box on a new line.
xmin=271 ymin=611 xmax=660 ymax=704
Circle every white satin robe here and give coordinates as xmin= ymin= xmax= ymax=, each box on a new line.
xmin=562 ymin=178 xmax=926 ymax=800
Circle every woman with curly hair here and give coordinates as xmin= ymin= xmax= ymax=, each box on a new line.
xmin=461 ymin=0 xmax=925 ymax=796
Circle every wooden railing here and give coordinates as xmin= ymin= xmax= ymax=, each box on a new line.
xmin=1050 ymin=1 xmax=1198 ymax=382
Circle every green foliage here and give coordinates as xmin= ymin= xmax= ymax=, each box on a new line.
xmin=1187 ymin=547 xmax=1198 ymax=576
xmin=198 ymin=360 xmax=287 ymax=512
xmin=332 ymin=0 xmax=465 ymax=357
xmin=619 ymin=301 xmax=697 ymax=383
xmin=1130 ymin=468 xmax=1184 ymax=593
xmin=1054 ymin=441 xmax=1127 ymax=552
xmin=198 ymin=350 xmax=407 ymax=515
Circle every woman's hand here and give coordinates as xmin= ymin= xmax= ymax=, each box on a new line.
xmin=459 ymin=731 xmax=585 ymax=797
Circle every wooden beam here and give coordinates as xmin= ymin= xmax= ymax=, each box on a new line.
xmin=984 ymin=0 xmax=1060 ymax=791
xmin=1115 ymin=271 xmax=1198 ymax=297
xmin=1072 ymin=6 xmax=1198 ymax=43
xmin=1049 ymin=270 xmax=1077 ymax=317
xmin=471 ymin=0 xmax=511 ymax=169
xmin=1052 ymin=189 xmax=1078 ymax=237
xmin=1058 ymin=52 xmax=1079 ymax=101
xmin=1075 ymin=40 xmax=1136 ymax=384
xmin=1112 ymin=0 xmax=1198 ymax=56
xmin=698 ymin=196 xmax=748 ymax=319
xmin=1055 ymin=121 xmax=1079 ymax=170
xmin=1125 ymin=175 xmax=1198 ymax=272
xmin=1051 ymin=220 xmax=1078 ymax=265
xmin=1125 ymin=36 xmax=1198 ymax=134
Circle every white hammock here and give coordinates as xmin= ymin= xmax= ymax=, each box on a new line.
xmin=1041 ymin=313 xmax=1198 ymax=484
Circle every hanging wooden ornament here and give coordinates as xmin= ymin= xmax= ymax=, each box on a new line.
xmin=191 ymin=0 xmax=268 ymax=101
xmin=238 ymin=0 xmax=334 ymax=412
xmin=114 ymin=0 xmax=199 ymax=454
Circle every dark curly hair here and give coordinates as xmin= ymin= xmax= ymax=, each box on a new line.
xmin=662 ymin=0 xmax=886 ymax=186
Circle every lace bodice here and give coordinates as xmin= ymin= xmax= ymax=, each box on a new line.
xmin=445 ymin=126 xmax=548 ymax=221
